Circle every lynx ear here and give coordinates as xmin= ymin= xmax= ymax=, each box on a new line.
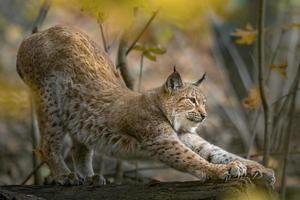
xmin=165 ymin=66 xmax=183 ymax=93
xmin=193 ymin=73 xmax=206 ymax=86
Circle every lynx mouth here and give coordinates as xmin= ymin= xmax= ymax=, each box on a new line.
xmin=186 ymin=116 xmax=203 ymax=123
xmin=186 ymin=112 xmax=205 ymax=123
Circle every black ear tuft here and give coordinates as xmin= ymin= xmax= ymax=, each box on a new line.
xmin=193 ymin=73 xmax=206 ymax=86
xmin=165 ymin=67 xmax=183 ymax=92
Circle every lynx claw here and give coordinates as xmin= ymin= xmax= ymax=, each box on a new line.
xmin=223 ymin=172 xmax=230 ymax=182
xmin=84 ymin=174 xmax=106 ymax=186
xmin=66 ymin=173 xmax=84 ymax=185
xmin=252 ymin=171 xmax=262 ymax=179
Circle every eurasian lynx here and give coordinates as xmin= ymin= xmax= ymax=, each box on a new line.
xmin=17 ymin=26 xmax=274 ymax=185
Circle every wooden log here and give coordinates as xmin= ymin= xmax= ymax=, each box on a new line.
xmin=0 ymin=179 xmax=273 ymax=200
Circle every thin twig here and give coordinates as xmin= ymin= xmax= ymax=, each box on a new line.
xmin=257 ymin=0 xmax=270 ymax=166
xmin=271 ymin=88 xmax=295 ymax=152
xmin=21 ymin=142 xmax=71 ymax=185
xmin=99 ymin=23 xmax=108 ymax=53
xmin=280 ymin=61 xmax=300 ymax=199
xmin=117 ymin=38 xmax=134 ymax=89
xmin=247 ymin=108 xmax=261 ymax=159
xmin=268 ymin=88 xmax=300 ymax=151
xmin=137 ymin=53 xmax=144 ymax=92
xmin=21 ymin=161 xmax=45 ymax=185
xmin=270 ymin=88 xmax=300 ymax=106
xmin=126 ymin=10 xmax=159 ymax=55
xmin=32 ymin=0 xmax=51 ymax=34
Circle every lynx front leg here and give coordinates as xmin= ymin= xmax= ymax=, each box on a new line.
xmin=179 ymin=133 xmax=275 ymax=184
xmin=71 ymin=140 xmax=94 ymax=177
xmin=71 ymin=140 xmax=106 ymax=185
xmin=179 ymin=133 xmax=237 ymax=164
xmin=142 ymin=126 xmax=246 ymax=182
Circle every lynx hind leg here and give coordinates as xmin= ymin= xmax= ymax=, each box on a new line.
xmin=34 ymin=82 xmax=71 ymax=184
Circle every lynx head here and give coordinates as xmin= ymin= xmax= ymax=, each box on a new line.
xmin=158 ymin=67 xmax=207 ymax=134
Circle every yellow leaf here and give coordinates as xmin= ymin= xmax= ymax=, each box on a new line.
xmin=33 ymin=148 xmax=44 ymax=160
xmin=242 ymin=87 xmax=261 ymax=110
xmin=288 ymin=23 xmax=300 ymax=30
xmin=270 ymin=63 xmax=288 ymax=80
xmin=231 ymin=24 xmax=257 ymax=45
xmin=52 ymin=0 xmax=229 ymax=30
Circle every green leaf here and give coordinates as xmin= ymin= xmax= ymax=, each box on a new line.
xmin=97 ymin=12 xmax=107 ymax=24
xmin=147 ymin=47 xmax=166 ymax=54
xmin=132 ymin=44 xmax=145 ymax=52
xmin=144 ymin=51 xmax=156 ymax=61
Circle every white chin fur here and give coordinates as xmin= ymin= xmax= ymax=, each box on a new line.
xmin=173 ymin=115 xmax=199 ymax=134
xmin=173 ymin=116 xmax=182 ymax=132
xmin=189 ymin=126 xmax=198 ymax=134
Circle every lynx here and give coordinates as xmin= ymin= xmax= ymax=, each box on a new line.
xmin=17 ymin=26 xmax=275 ymax=185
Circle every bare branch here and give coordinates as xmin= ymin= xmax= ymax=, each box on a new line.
xmin=117 ymin=38 xmax=134 ymax=89
xmin=32 ymin=0 xmax=51 ymax=34
xmin=257 ymin=0 xmax=271 ymax=166
xmin=99 ymin=23 xmax=108 ymax=53
xmin=246 ymin=108 xmax=261 ymax=159
xmin=137 ymin=53 xmax=144 ymax=92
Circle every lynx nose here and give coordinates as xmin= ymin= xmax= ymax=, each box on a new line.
xmin=200 ymin=113 xmax=206 ymax=120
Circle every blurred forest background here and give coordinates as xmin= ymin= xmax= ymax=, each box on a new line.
xmin=0 ymin=0 xmax=300 ymax=199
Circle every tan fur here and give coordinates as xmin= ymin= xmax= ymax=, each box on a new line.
xmin=16 ymin=26 xmax=275 ymax=184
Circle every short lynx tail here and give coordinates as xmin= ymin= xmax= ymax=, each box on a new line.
xmin=16 ymin=31 xmax=48 ymax=87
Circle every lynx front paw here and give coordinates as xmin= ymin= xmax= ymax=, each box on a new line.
xmin=245 ymin=161 xmax=275 ymax=185
xmin=216 ymin=160 xmax=247 ymax=181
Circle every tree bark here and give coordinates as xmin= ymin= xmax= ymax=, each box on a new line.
xmin=0 ymin=180 xmax=272 ymax=200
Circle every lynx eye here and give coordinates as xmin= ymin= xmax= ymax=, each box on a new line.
xmin=188 ymin=97 xmax=197 ymax=104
